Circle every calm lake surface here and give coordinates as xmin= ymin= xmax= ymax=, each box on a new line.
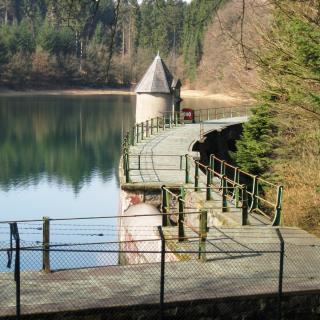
xmin=0 ymin=94 xmax=216 ymax=270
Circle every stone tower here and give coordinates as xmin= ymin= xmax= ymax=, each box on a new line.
xmin=135 ymin=53 xmax=181 ymax=123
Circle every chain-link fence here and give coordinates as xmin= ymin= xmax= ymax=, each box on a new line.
xmin=1 ymin=224 xmax=320 ymax=320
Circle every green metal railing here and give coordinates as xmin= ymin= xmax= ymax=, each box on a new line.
xmin=121 ymin=105 xmax=283 ymax=226
xmin=182 ymin=154 xmax=283 ymax=226
xmin=161 ymin=105 xmax=251 ymax=123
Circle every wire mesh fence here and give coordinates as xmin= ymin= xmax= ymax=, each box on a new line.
xmin=1 ymin=224 xmax=320 ymax=320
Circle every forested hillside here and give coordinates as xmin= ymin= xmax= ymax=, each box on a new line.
xmin=0 ymin=0 xmax=222 ymax=88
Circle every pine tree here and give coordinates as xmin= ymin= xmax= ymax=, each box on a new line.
xmin=234 ymin=104 xmax=278 ymax=175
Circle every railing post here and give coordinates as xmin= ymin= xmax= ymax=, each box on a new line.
xmin=251 ymin=176 xmax=259 ymax=211
xmin=185 ymin=154 xmax=189 ymax=183
xmin=199 ymin=210 xmax=207 ymax=262
xmin=136 ymin=125 xmax=139 ymax=143
xmin=194 ymin=161 xmax=199 ymax=191
xmin=221 ymin=160 xmax=226 ymax=176
xmin=222 ymin=175 xmax=228 ymax=212
xmin=234 ymin=168 xmax=240 ymax=207
xmin=146 ymin=120 xmax=149 ymax=138
xmin=141 ymin=122 xmax=144 ymax=140
xmin=151 ymin=118 xmax=154 ymax=135
xmin=162 ymin=116 xmax=165 ymax=130
xmin=138 ymin=155 xmax=141 ymax=170
xmin=131 ymin=126 xmax=135 ymax=146
xmin=242 ymin=186 xmax=249 ymax=225
xmin=161 ymin=186 xmax=169 ymax=227
xmin=157 ymin=117 xmax=159 ymax=132
xmin=42 ymin=216 xmax=51 ymax=273
xmin=125 ymin=152 xmax=130 ymax=183
xmin=158 ymin=226 xmax=165 ymax=320
xmin=178 ymin=196 xmax=185 ymax=242
xmin=206 ymin=168 xmax=212 ymax=201
xmin=273 ymin=186 xmax=284 ymax=226
xmin=169 ymin=114 xmax=172 ymax=128
xmin=210 ymin=155 xmax=215 ymax=173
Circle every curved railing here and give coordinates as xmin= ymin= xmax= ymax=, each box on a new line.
xmin=121 ymin=106 xmax=283 ymax=226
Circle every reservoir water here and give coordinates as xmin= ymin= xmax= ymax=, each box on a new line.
xmin=0 ymin=93 xmax=218 ymax=270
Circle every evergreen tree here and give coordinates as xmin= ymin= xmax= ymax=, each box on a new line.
xmin=234 ymin=104 xmax=278 ymax=175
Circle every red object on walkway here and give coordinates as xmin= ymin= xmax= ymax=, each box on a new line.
xmin=182 ymin=108 xmax=194 ymax=121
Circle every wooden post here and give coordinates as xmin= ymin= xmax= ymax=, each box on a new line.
xmin=185 ymin=154 xmax=189 ymax=183
xmin=42 ymin=217 xmax=50 ymax=273
xmin=222 ymin=175 xmax=228 ymax=212
xmin=242 ymin=185 xmax=249 ymax=225
xmin=194 ymin=161 xmax=199 ymax=191
xmin=199 ymin=210 xmax=207 ymax=262
xmin=178 ymin=196 xmax=185 ymax=242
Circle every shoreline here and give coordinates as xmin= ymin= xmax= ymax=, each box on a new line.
xmin=0 ymin=88 xmax=254 ymax=103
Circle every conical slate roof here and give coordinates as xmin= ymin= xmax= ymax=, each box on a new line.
xmin=135 ymin=54 xmax=174 ymax=94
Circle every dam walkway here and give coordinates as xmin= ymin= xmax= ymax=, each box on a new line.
xmin=121 ymin=106 xmax=283 ymax=227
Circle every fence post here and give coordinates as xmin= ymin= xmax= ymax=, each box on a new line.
xmin=158 ymin=226 xmax=165 ymax=320
xmin=199 ymin=210 xmax=207 ymax=262
xmin=162 ymin=116 xmax=165 ymax=130
xmin=194 ymin=161 xmax=199 ymax=191
xmin=185 ymin=154 xmax=189 ymax=183
xmin=178 ymin=196 xmax=185 ymax=242
xmin=242 ymin=186 xmax=249 ymax=225
xmin=157 ymin=117 xmax=159 ymax=132
xmin=206 ymin=168 xmax=212 ymax=201
xmin=151 ymin=118 xmax=154 ymax=135
xmin=42 ymin=217 xmax=51 ymax=273
xmin=161 ymin=186 xmax=169 ymax=227
xmin=273 ymin=186 xmax=284 ymax=226
xmin=222 ymin=175 xmax=228 ymax=212
xmin=276 ymin=229 xmax=285 ymax=320
xmin=125 ymin=152 xmax=130 ymax=183
xmin=169 ymin=114 xmax=172 ymax=128
xmin=138 ymin=155 xmax=141 ymax=170
xmin=9 ymin=223 xmax=21 ymax=320
xmin=146 ymin=120 xmax=149 ymax=138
